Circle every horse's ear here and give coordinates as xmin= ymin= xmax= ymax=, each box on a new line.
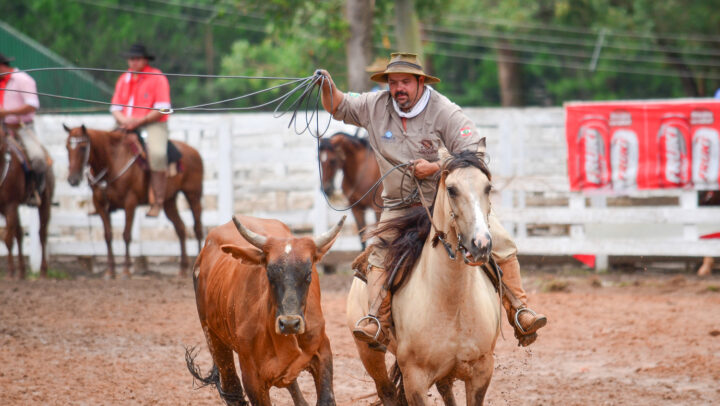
xmin=63 ymin=123 xmax=71 ymax=133
xmin=81 ymin=125 xmax=87 ymax=135
xmin=476 ymin=137 xmax=487 ymax=153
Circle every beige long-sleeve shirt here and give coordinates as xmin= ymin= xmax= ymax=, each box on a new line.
xmin=333 ymin=88 xmax=483 ymax=207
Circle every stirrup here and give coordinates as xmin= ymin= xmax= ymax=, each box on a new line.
xmin=354 ymin=314 xmax=382 ymax=342
xmin=514 ymin=307 xmax=537 ymax=335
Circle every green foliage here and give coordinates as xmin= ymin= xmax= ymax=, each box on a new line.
xmin=3 ymin=0 xmax=720 ymax=109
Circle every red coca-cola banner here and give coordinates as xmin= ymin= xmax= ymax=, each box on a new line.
xmin=566 ymin=100 xmax=720 ymax=191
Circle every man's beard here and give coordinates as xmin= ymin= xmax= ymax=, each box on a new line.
xmin=393 ymin=91 xmax=411 ymax=109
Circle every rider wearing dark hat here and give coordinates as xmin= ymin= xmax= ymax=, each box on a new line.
xmin=316 ymin=52 xmax=547 ymax=348
xmin=110 ymin=43 xmax=171 ymax=217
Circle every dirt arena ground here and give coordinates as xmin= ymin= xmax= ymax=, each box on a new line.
xmin=1 ymin=266 xmax=719 ymax=405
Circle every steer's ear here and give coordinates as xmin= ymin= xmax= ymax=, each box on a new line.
xmin=221 ymin=244 xmax=264 ymax=264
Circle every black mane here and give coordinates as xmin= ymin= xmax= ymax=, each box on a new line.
xmin=368 ymin=150 xmax=490 ymax=293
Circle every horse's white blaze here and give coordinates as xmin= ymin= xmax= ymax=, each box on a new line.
xmin=284 ymin=243 xmax=292 ymax=254
xmin=471 ymin=192 xmax=490 ymax=239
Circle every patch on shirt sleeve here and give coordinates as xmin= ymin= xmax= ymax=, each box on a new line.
xmin=459 ymin=126 xmax=473 ymax=137
xmin=348 ymin=92 xmax=360 ymax=97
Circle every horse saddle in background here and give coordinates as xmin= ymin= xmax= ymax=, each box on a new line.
xmin=4 ymin=136 xmax=52 ymax=173
xmin=125 ymin=130 xmax=182 ymax=171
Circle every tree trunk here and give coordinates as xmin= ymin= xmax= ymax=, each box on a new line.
xmin=395 ymin=0 xmax=422 ymax=61
xmin=497 ymin=40 xmax=523 ymax=106
xmin=657 ymin=39 xmax=701 ymax=96
xmin=346 ymin=0 xmax=375 ymax=92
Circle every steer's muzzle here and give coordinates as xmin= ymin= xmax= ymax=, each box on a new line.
xmin=276 ymin=315 xmax=306 ymax=335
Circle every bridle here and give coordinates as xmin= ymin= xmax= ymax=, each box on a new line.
xmin=68 ymin=130 xmax=140 ymax=189
xmin=413 ymin=163 xmax=502 ymax=293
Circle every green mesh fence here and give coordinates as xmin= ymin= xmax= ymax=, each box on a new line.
xmin=0 ymin=20 xmax=112 ymax=113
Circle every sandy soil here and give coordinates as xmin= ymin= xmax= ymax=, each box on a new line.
xmin=1 ymin=270 xmax=719 ymax=405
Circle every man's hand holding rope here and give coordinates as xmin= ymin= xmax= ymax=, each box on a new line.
xmin=315 ymin=69 xmax=343 ymax=116
xmin=412 ymin=159 xmax=440 ymax=179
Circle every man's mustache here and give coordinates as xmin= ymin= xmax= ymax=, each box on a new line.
xmin=394 ymin=91 xmax=408 ymax=99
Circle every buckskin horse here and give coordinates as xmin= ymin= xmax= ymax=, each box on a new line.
xmin=63 ymin=125 xmax=203 ymax=278
xmin=0 ymin=129 xmax=54 ymax=279
xmin=346 ymin=149 xmax=501 ymax=405
xmin=319 ymin=131 xmax=381 ymax=249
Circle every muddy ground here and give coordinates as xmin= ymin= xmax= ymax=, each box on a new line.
xmin=1 ymin=266 xmax=719 ymax=405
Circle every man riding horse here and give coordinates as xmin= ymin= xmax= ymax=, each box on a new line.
xmin=317 ymin=52 xmax=547 ymax=348
xmin=110 ymin=43 xmax=172 ymax=217
xmin=0 ymin=52 xmax=48 ymax=206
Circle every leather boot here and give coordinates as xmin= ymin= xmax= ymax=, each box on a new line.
xmin=499 ymin=256 xmax=547 ymax=347
xmin=146 ymin=170 xmax=167 ymax=217
xmin=353 ymin=266 xmax=392 ymax=350
xmin=25 ymin=172 xmax=41 ymax=207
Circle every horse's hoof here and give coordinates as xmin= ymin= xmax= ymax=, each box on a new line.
xmin=120 ymin=271 xmax=132 ymax=280
xmin=103 ymin=271 xmax=115 ymax=280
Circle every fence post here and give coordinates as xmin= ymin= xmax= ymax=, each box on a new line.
xmin=217 ymin=125 xmax=234 ymax=223
xmin=25 ymin=207 xmax=42 ymax=272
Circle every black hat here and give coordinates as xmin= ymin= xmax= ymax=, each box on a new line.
xmin=122 ymin=43 xmax=155 ymax=61
xmin=0 ymin=53 xmax=14 ymax=66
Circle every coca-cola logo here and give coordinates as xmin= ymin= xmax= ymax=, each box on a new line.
xmin=690 ymin=109 xmax=714 ymax=125
xmin=609 ymin=110 xmax=632 ymax=126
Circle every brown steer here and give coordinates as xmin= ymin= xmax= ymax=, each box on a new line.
xmin=187 ymin=214 xmax=345 ymax=406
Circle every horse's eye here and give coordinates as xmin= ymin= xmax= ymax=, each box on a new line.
xmin=484 ymin=185 xmax=492 ymax=195
xmin=447 ymin=186 xmax=458 ymax=198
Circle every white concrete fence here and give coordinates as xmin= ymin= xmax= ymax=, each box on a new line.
xmin=2 ymin=109 xmax=719 ymax=272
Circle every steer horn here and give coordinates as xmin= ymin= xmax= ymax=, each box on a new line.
xmin=232 ymin=215 xmax=268 ymax=249
xmin=313 ymin=215 xmax=347 ymax=248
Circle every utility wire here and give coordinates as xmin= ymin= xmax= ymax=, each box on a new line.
xmin=71 ymin=0 xmax=270 ymax=32
xmin=443 ymin=14 xmax=720 ymax=43
xmin=421 ymin=47 xmax=720 ymax=81
xmin=424 ymin=33 xmax=720 ymax=69
xmin=423 ymin=24 xmax=720 ymax=58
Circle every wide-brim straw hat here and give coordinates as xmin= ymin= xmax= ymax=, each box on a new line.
xmin=370 ymin=52 xmax=440 ymax=84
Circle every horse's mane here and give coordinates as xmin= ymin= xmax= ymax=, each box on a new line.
xmin=319 ymin=131 xmax=370 ymax=152
xmin=369 ymin=150 xmax=490 ymax=293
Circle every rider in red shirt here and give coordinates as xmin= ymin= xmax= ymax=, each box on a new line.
xmin=110 ymin=43 xmax=171 ymax=217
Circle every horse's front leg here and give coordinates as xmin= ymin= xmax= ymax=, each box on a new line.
xmin=3 ymin=206 xmax=17 ymax=279
xmin=94 ymin=194 xmax=115 ymax=279
xmin=122 ymin=194 xmax=139 ymax=278
xmin=351 ymin=205 xmax=367 ymax=251
xmin=399 ymin=364 xmax=432 ymax=406
xmin=38 ymin=188 xmax=52 ymax=278
xmin=308 ymin=336 xmax=336 ymax=406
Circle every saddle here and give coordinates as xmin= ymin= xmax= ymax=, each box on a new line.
xmin=124 ymin=130 xmax=182 ymax=172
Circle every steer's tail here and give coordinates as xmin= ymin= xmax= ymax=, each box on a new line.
xmin=185 ymin=346 xmax=249 ymax=406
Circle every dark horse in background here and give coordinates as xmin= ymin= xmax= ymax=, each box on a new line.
xmin=64 ymin=125 xmax=203 ymax=278
xmin=319 ymin=131 xmax=381 ymax=249
xmin=0 ymin=128 xmax=54 ymax=279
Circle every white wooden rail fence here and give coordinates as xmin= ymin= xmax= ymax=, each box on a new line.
xmin=2 ymin=109 xmax=718 ymax=272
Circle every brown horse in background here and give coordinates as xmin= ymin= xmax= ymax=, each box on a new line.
xmin=64 ymin=125 xmax=203 ymax=278
xmin=319 ymin=131 xmax=381 ymax=249
xmin=0 ymin=129 xmax=54 ymax=279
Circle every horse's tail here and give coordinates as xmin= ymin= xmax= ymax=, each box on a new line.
xmin=185 ymin=346 xmax=248 ymax=406
xmin=390 ymin=361 xmax=409 ymax=406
